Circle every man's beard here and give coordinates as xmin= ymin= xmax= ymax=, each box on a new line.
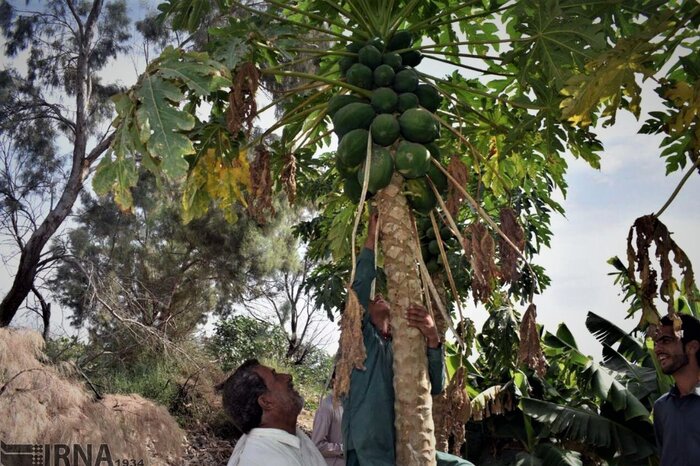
xmin=286 ymin=388 xmax=304 ymax=415
xmin=662 ymin=352 xmax=690 ymax=375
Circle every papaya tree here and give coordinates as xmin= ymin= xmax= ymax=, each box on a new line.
xmin=94 ymin=0 xmax=699 ymax=464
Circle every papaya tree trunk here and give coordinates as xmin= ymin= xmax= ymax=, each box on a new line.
xmin=376 ymin=173 xmax=436 ymax=466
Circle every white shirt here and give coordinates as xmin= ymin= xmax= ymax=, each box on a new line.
xmin=311 ymin=395 xmax=345 ymax=466
xmin=227 ymin=427 xmax=327 ymax=466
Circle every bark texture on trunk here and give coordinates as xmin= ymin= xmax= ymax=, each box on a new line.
xmin=376 ymin=173 xmax=436 ymax=466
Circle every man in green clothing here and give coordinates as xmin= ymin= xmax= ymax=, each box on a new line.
xmin=342 ymin=212 xmax=473 ymax=466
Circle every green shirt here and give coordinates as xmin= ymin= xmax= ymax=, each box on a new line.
xmin=343 ymin=248 xmax=472 ymax=465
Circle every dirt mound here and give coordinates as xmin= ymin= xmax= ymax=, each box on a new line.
xmin=0 ymin=328 xmax=186 ymax=465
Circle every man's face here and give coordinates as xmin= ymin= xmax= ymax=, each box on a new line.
xmin=254 ymin=365 xmax=304 ymax=415
xmin=369 ymin=293 xmax=390 ymax=318
xmin=654 ymin=325 xmax=690 ymax=375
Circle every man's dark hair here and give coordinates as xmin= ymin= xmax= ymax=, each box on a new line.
xmin=218 ymin=359 xmax=267 ymax=434
xmin=661 ymin=314 xmax=700 ymax=365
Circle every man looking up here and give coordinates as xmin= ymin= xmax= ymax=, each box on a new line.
xmin=219 ymin=359 xmax=327 ymax=466
xmin=653 ymin=313 xmax=700 ymax=466
xmin=343 ymin=211 xmax=473 ymax=466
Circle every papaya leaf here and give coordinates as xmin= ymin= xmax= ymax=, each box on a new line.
xmin=504 ymin=0 xmax=606 ymax=87
xmin=92 ymin=154 xmax=138 ymax=211
xmin=157 ymin=48 xmax=232 ymax=96
xmin=211 ymin=36 xmax=250 ymax=70
xmin=93 ymin=94 xmax=147 ymax=210
xmin=135 ymin=74 xmax=196 ymax=179
xmin=182 ymin=125 xmax=250 ymax=224
xmin=327 ymin=205 xmax=355 ymax=262
xmin=559 ymin=25 xmax=665 ymax=127
xmin=157 ymin=0 xmax=211 ymax=33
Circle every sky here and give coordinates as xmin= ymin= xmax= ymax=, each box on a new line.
xmin=530 ymin=110 xmax=700 ymax=358
xmin=1 ymin=1 xmax=698 ymax=361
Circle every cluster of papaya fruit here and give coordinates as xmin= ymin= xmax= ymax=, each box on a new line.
xmin=330 ymin=31 xmax=448 ymax=213
xmin=417 ymin=218 xmax=459 ymax=273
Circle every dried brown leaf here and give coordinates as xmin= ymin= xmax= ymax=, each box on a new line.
xmin=280 ymin=153 xmax=297 ymax=205
xmin=463 ymin=222 xmax=499 ymax=304
xmin=498 ymin=207 xmax=525 ymax=284
xmin=517 ymin=304 xmax=547 ymax=377
xmin=445 ymin=155 xmax=469 ymax=217
xmin=433 ymin=366 xmax=471 ymax=455
xmin=246 ymin=145 xmax=275 ymax=224
xmin=626 ymin=215 xmax=696 ymax=329
xmin=227 ymin=62 xmax=259 ymax=136
xmin=470 ymin=385 xmax=514 ymax=421
xmin=334 ymin=289 xmax=366 ymax=401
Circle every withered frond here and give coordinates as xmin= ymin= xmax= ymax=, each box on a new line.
xmin=470 ymin=384 xmax=514 ymax=421
xmin=227 ymin=62 xmax=259 ymax=136
xmin=280 ymin=152 xmax=297 ymax=205
xmin=246 ymin=145 xmax=275 ymax=224
xmin=498 ymin=207 xmax=525 ymax=284
xmin=463 ymin=222 xmax=499 ymax=304
xmin=517 ymin=303 xmax=547 ymax=377
xmin=626 ymin=215 xmax=696 ymax=329
xmin=445 ymin=155 xmax=469 ymax=218
xmin=433 ymin=366 xmax=471 ymax=455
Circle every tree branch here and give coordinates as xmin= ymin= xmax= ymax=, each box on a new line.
xmin=654 ymin=155 xmax=700 ymax=218
xmin=65 ymin=0 xmax=84 ymax=37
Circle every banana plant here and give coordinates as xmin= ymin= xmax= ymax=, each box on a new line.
xmin=464 ymin=307 xmax=659 ymax=465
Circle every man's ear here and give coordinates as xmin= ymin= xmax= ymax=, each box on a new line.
xmin=258 ymin=392 xmax=274 ymax=411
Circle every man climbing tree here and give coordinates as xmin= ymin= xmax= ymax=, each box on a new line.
xmin=343 ymin=210 xmax=473 ymax=466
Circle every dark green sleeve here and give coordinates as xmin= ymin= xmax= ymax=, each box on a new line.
xmin=427 ymin=346 xmax=445 ymax=395
xmin=436 ymin=450 xmax=475 ymax=466
xmin=351 ymin=247 xmax=376 ymax=311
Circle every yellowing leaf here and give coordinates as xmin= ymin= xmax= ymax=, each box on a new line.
xmin=92 ymin=153 xmax=138 ymax=212
xmin=559 ymin=33 xmax=660 ymax=128
xmin=665 ymin=81 xmax=694 ymax=104
xmin=182 ymin=146 xmax=251 ymax=224
xmin=663 ymin=81 xmax=700 ymax=136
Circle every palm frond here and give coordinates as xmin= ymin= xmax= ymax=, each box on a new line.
xmin=585 ymin=311 xmax=645 ymax=362
xmin=521 ymin=398 xmax=654 ymax=462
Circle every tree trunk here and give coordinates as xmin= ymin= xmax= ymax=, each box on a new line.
xmin=0 ymin=135 xmax=113 ymax=327
xmin=0 ymin=0 xmax=108 ymax=327
xmin=376 ymin=173 xmax=436 ymax=466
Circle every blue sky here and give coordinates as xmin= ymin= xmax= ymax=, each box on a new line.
xmin=532 ymin=110 xmax=699 ymax=357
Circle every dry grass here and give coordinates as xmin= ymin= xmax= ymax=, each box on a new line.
xmin=0 ymin=328 xmax=186 ymax=465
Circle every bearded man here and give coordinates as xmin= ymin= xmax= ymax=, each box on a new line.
xmin=653 ymin=313 xmax=700 ymax=466
xmin=219 ymin=359 xmax=327 ymax=466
